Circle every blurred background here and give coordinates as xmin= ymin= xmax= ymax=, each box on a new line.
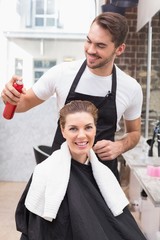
xmin=0 ymin=1 xmax=160 ymax=239
xmin=0 ymin=0 xmax=160 ymax=181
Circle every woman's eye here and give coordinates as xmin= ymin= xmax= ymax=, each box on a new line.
xmin=69 ymin=127 xmax=77 ymax=132
xmin=86 ymin=126 xmax=93 ymax=130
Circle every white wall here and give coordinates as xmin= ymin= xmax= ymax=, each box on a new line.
xmin=4 ymin=38 xmax=85 ymax=90
xmin=0 ymin=0 xmax=104 ymax=92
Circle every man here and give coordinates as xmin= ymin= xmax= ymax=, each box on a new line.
xmin=1 ymin=12 xmax=143 ymax=180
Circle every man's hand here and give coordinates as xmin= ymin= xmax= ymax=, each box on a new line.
xmin=1 ymin=76 xmax=26 ymax=105
xmin=93 ymin=118 xmax=141 ymax=161
xmin=93 ymin=140 xmax=123 ymax=160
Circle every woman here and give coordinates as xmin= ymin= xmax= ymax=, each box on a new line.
xmin=15 ymin=100 xmax=146 ymax=240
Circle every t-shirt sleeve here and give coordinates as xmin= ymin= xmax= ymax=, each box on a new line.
xmin=123 ymin=83 xmax=143 ymax=120
xmin=32 ymin=64 xmax=62 ymax=101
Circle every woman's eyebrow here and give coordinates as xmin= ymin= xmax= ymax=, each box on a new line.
xmin=68 ymin=124 xmax=76 ymax=127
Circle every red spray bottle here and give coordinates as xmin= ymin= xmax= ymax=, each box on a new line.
xmin=3 ymin=80 xmax=23 ymax=120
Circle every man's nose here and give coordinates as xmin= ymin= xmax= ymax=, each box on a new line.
xmin=87 ymin=44 xmax=96 ymax=54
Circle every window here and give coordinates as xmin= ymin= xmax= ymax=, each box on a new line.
xmin=15 ymin=59 xmax=23 ymax=76
xmin=30 ymin=0 xmax=96 ymax=32
xmin=33 ymin=0 xmax=58 ymax=27
xmin=34 ymin=59 xmax=56 ymax=82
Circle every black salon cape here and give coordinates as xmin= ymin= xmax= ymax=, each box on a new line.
xmin=15 ymin=160 xmax=147 ymax=240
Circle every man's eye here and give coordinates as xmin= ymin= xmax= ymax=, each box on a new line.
xmin=86 ymin=39 xmax=91 ymax=43
xmin=97 ymin=44 xmax=106 ymax=49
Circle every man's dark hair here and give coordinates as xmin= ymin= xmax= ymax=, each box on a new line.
xmin=92 ymin=12 xmax=129 ymax=48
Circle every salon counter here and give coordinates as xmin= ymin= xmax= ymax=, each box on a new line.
xmin=122 ymin=136 xmax=160 ymax=206
xmin=122 ymin=138 xmax=160 ymax=240
xmin=134 ymin=167 xmax=160 ymax=207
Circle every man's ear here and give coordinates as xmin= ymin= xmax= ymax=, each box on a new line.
xmin=116 ymin=43 xmax=126 ymax=56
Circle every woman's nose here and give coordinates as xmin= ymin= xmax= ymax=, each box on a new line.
xmin=77 ymin=129 xmax=86 ymax=138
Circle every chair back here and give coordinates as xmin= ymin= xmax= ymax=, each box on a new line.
xmin=33 ymin=145 xmax=52 ymax=164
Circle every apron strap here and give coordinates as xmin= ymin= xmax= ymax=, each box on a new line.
xmin=65 ymin=59 xmax=87 ymax=104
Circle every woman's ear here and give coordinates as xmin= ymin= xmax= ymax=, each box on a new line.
xmin=60 ymin=125 xmax=66 ymax=139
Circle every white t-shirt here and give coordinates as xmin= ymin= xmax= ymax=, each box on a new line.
xmin=32 ymin=59 xmax=143 ymax=131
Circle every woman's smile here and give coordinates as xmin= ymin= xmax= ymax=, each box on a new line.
xmin=61 ymin=112 xmax=96 ymax=163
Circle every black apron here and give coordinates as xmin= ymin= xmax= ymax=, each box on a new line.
xmin=51 ymin=60 xmax=118 ymax=179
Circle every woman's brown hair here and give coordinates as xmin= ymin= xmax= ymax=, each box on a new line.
xmin=60 ymin=100 xmax=98 ymax=129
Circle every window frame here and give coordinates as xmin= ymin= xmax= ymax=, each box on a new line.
xmin=33 ymin=59 xmax=56 ymax=82
xmin=32 ymin=0 xmax=58 ymax=28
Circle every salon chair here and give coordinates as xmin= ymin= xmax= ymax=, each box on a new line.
xmin=33 ymin=145 xmax=52 ymax=164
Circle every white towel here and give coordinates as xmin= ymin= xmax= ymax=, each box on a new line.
xmin=25 ymin=141 xmax=129 ymax=222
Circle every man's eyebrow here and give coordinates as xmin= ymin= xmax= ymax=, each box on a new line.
xmin=86 ymin=36 xmax=107 ymax=46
